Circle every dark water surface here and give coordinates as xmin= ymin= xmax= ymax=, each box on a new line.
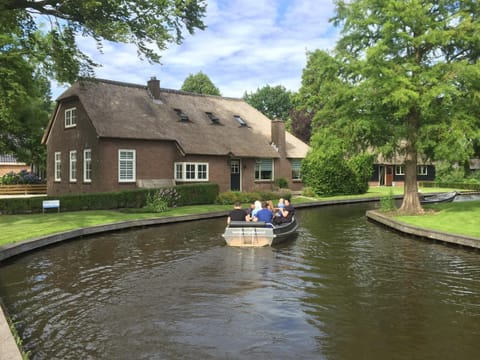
xmin=1 ymin=202 xmax=480 ymax=359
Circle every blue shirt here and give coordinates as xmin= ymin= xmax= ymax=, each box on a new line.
xmin=255 ymin=208 xmax=273 ymax=223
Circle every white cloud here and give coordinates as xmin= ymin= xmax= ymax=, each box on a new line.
xmin=52 ymin=0 xmax=340 ymax=99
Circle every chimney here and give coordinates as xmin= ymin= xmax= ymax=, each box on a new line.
xmin=147 ymin=76 xmax=160 ymax=99
xmin=271 ymin=119 xmax=286 ymax=157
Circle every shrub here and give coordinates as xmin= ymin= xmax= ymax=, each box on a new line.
xmin=380 ymin=189 xmax=396 ymax=212
xmin=144 ymin=191 xmax=169 ymax=213
xmin=1 ymin=170 xmax=43 ymax=185
xmin=215 ymin=190 xmax=291 ymax=205
xmin=274 ymin=177 xmax=289 ymax=189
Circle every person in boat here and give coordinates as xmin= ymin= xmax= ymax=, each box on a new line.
xmin=274 ymin=198 xmax=285 ymax=217
xmin=250 ymin=200 xmax=262 ymax=219
xmin=253 ymin=201 xmax=273 ymax=223
xmin=245 ymin=201 xmax=256 ymax=221
xmin=227 ymin=202 xmax=249 ymax=224
xmin=274 ymin=198 xmax=295 ymax=224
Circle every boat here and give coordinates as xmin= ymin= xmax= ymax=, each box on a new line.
xmin=420 ymin=191 xmax=457 ymax=204
xmin=222 ymin=217 xmax=298 ymax=247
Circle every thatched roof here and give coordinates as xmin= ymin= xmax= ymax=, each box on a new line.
xmin=44 ymin=78 xmax=309 ymax=158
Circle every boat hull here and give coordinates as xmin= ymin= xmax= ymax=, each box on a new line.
xmin=420 ymin=191 xmax=457 ymax=204
xmin=222 ymin=217 xmax=298 ymax=247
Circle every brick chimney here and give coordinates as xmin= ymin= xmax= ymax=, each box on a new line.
xmin=147 ymin=76 xmax=160 ymax=99
xmin=271 ymin=119 xmax=286 ymax=157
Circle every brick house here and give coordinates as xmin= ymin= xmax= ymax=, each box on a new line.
xmin=369 ymin=153 xmax=435 ymax=187
xmin=42 ymin=78 xmax=310 ymax=196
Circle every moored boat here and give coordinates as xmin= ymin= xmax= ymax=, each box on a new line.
xmin=420 ymin=191 xmax=457 ymax=204
xmin=222 ymin=217 xmax=298 ymax=247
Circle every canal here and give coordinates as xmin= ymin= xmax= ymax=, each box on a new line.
xmin=0 ymin=202 xmax=479 ymax=359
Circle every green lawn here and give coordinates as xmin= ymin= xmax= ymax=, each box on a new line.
xmin=0 ymin=186 xmax=477 ymax=246
xmin=394 ymin=200 xmax=480 ymax=238
xmin=0 ymin=204 xmax=232 ymax=246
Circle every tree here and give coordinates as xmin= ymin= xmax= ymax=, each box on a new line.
xmin=315 ymin=0 xmax=480 ymax=214
xmin=243 ymin=85 xmax=293 ymax=121
xmin=181 ymin=71 xmax=221 ymax=96
xmin=0 ymin=0 xmax=206 ymax=83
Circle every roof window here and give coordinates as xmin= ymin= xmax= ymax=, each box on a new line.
xmin=233 ymin=115 xmax=247 ymax=127
xmin=174 ymin=108 xmax=189 ymax=122
xmin=205 ymin=112 xmax=220 ymax=124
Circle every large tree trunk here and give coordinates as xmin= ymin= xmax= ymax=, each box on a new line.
xmin=399 ymin=141 xmax=424 ymax=214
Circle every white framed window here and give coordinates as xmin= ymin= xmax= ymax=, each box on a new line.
xmin=65 ymin=107 xmax=77 ymax=128
xmin=291 ymin=159 xmax=302 ymax=180
xmin=395 ymin=165 xmax=405 ymax=175
xmin=69 ymin=150 xmax=77 ymax=182
xmin=54 ymin=152 xmax=61 ymax=182
xmin=118 ymin=149 xmax=136 ymax=182
xmin=255 ymin=158 xmax=274 ymax=180
xmin=417 ymin=165 xmax=428 ymax=176
xmin=83 ymin=149 xmax=92 ymax=183
xmin=174 ymin=162 xmax=209 ymax=181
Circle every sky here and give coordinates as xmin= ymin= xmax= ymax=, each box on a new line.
xmin=51 ymin=0 xmax=341 ymax=99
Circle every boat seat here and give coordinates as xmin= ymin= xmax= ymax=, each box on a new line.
xmin=229 ymin=221 xmax=267 ymax=228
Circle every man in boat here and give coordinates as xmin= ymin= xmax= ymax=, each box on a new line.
xmin=275 ymin=198 xmax=295 ymax=224
xmin=227 ymin=202 xmax=249 ymax=224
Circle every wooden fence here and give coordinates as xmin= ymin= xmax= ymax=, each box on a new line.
xmin=0 ymin=184 xmax=47 ymax=195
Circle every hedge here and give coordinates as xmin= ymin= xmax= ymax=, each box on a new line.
xmin=0 ymin=183 xmax=219 ymax=215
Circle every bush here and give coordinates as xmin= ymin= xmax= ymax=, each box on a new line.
xmin=380 ymin=189 xmax=396 ymax=212
xmin=302 ymin=151 xmax=359 ymax=196
xmin=274 ymin=177 xmax=289 ymax=189
xmin=215 ymin=190 xmax=291 ymax=205
xmin=143 ymin=191 xmax=169 ymax=213
xmin=1 ymin=170 xmax=43 ymax=185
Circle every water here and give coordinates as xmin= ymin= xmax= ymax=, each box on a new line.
xmin=1 ymin=202 xmax=480 ymax=359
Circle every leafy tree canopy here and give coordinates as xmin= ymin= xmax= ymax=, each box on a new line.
xmin=243 ymin=84 xmax=293 ymax=121
xmin=300 ymin=0 xmax=480 ymax=213
xmin=181 ymin=71 xmax=221 ymax=96
xmin=0 ymin=0 xmax=207 ymax=83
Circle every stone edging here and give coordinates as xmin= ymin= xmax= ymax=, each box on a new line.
xmin=366 ymin=210 xmax=480 ymax=249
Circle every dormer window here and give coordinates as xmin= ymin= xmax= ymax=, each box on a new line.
xmin=206 ymin=112 xmax=220 ymax=124
xmin=174 ymin=108 xmax=189 ymax=122
xmin=65 ymin=107 xmax=77 ymax=128
xmin=233 ymin=115 xmax=247 ymax=127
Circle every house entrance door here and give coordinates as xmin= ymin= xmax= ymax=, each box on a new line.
xmin=385 ymin=166 xmax=393 ymax=186
xmin=230 ymin=159 xmax=241 ymax=191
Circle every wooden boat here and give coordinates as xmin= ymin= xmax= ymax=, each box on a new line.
xmin=420 ymin=191 xmax=457 ymax=204
xmin=222 ymin=217 xmax=298 ymax=247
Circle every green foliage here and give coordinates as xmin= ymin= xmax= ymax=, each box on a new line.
xmin=302 ymin=187 xmax=316 ymax=197
xmin=243 ymin=85 xmax=293 ymax=121
xmin=301 ymin=148 xmax=370 ymax=196
xmin=1 ymin=1 xmax=206 ymax=83
xmin=274 ymin=177 xmax=289 ymax=189
xmin=0 ymin=183 xmax=218 ymax=214
xmin=181 ymin=71 xmax=221 ymax=95
xmin=144 ymin=191 xmax=169 ymax=213
xmin=347 ymin=153 xmax=374 ymax=194
xmin=215 ymin=190 xmax=291 ymax=205
xmin=380 ymin=189 xmax=397 ymax=212
xmin=1 ymin=170 xmax=43 ymax=185
xmin=300 ymin=0 xmax=480 ymax=212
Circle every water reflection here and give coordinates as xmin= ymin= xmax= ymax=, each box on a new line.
xmin=1 ymin=203 xmax=479 ymax=359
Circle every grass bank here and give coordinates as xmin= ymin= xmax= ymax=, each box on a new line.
xmin=394 ymin=201 xmax=480 ymax=238
xmin=0 ymin=186 xmax=476 ymax=247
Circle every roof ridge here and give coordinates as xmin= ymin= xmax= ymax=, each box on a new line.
xmin=77 ymin=77 xmax=243 ymax=101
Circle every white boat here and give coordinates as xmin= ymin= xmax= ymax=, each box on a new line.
xmin=222 ymin=217 xmax=298 ymax=247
